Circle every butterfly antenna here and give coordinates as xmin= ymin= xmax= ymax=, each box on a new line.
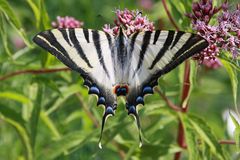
xmin=98 ymin=106 xmax=114 ymax=149
xmin=127 ymin=105 xmax=143 ymax=147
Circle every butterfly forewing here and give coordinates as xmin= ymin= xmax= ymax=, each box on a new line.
xmin=126 ymin=30 xmax=208 ymax=105
xmin=33 ymin=28 xmax=117 ymax=106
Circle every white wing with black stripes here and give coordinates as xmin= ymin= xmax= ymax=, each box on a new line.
xmin=33 ymin=28 xmax=117 ymax=108
xmin=125 ymin=30 xmax=208 ymax=145
xmin=33 ymin=27 xmax=208 ymax=148
xmin=126 ymin=30 xmax=208 ymax=107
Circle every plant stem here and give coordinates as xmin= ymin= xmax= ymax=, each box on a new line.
xmin=219 ymin=140 xmax=236 ymax=145
xmin=0 ymin=67 xmax=70 ymax=81
xmin=162 ymin=0 xmax=180 ymax=31
xmin=162 ymin=1 xmax=189 ymax=159
xmin=174 ymin=121 xmax=185 ymax=160
xmin=76 ymin=93 xmax=100 ymax=128
xmin=180 ymin=60 xmax=191 ymax=111
xmin=155 ymin=88 xmax=183 ymax=112
xmin=174 ymin=61 xmax=191 ymax=160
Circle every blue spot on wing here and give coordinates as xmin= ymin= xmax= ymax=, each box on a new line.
xmin=97 ymin=97 xmax=106 ymax=105
xmin=143 ymin=86 xmax=153 ymax=95
xmin=136 ymin=96 xmax=144 ymax=105
xmin=89 ymin=86 xmax=100 ymax=95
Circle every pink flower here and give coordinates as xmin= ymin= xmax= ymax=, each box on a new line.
xmin=103 ymin=9 xmax=154 ymax=36
xmin=187 ymin=0 xmax=240 ymax=69
xmin=12 ymin=35 xmax=26 ymax=49
xmin=202 ymin=58 xmax=222 ymax=69
xmin=186 ymin=0 xmax=221 ymax=24
xmin=139 ymin=0 xmax=153 ymax=10
xmin=51 ymin=16 xmax=84 ymax=29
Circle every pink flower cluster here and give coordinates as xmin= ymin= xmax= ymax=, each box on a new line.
xmin=51 ymin=16 xmax=84 ymax=29
xmin=187 ymin=0 xmax=221 ymax=24
xmin=103 ymin=9 xmax=154 ymax=36
xmin=187 ymin=0 xmax=240 ymax=69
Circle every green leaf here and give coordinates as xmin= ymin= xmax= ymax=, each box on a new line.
xmin=219 ymin=55 xmax=240 ymax=72
xmin=0 ymin=0 xmax=21 ymax=28
xmin=234 ymin=127 xmax=240 ymax=151
xmin=38 ymin=0 xmax=50 ymax=29
xmin=30 ymin=84 xmax=43 ymax=148
xmin=40 ymin=111 xmax=61 ymax=140
xmin=0 ymin=91 xmax=31 ymax=104
xmin=37 ymin=130 xmax=97 ymax=160
xmin=229 ymin=113 xmax=240 ymax=150
xmin=221 ymin=60 xmax=238 ymax=112
xmin=139 ymin=144 xmax=171 ymax=159
xmin=0 ymin=13 xmax=11 ymax=56
xmin=168 ymin=0 xmax=191 ymax=29
xmin=46 ymin=84 xmax=82 ymax=115
xmin=36 ymin=0 xmax=52 ymax=67
xmin=26 ymin=0 xmax=41 ymax=29
xmin=0 ymin=0 xmax=31 ymax=47
xmin=180 ymin=114 xmax=199 ymax=160
xmin=0 ymin=105 xmax=33 ymax=160
xmin=0 ymin=104 xmax=26 ymax=126
xmin=189 ymin=114 xmax=227 ymax=160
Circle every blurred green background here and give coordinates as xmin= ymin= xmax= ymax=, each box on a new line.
xmin=0 ymin=0 xmax=239 ymax=159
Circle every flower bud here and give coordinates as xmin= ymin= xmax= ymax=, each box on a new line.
xmin=192 ymin=2 xmax=200 ymax=11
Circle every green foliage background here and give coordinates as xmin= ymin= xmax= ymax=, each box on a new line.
xmin=0 ymin=0 xmax=239 ymax=159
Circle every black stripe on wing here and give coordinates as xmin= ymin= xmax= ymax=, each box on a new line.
xmin=127 ymin=34 xmax=208 ymax=109
xmin=33 ymin=29 xmax=116 ymax=111
xmin=136 ymin=31 xmax=152 ymax=71
xmin=170 ymin=31 xmax=185 ymax=49
xmin=68 ymin=29 xmax=93 ymax=68
xmin=59 ymin=29 xmax=71 ymax=46
xmin=129 ymin=32 xmax=139 ymax=56
xmin=105 ymin=32 xmax=113 ymax=49
xmin=153 ymin=30 xmax=161 ymax=45
xmin=149 ymin=34 xmax=208 ymax=84
xmin=118 ymin=27 xmax=126 ymax=66
xmin=46 ymin=30 xmax=72 ymax=60
xmin=92 ymin=30 xmax=110 ymax=79
xmin=149 ymin=31 xmax=175 ymax=69
xmin=33 ymin=30 xmax=88 ymax=77
xmin=83 ymin=28 xmax=90 ymax=43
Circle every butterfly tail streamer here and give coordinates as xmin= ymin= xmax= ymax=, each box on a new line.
xmin=98 ymin=106 xmax=115 ymax=149
xmin=127 ymin=104 xmax=143 ymax=147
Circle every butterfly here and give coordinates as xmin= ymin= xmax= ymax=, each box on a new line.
xmin=33 ymin=27 xmax=208 ymax=148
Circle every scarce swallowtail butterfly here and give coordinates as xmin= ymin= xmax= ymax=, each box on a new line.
xmin=33 ymin=27 xmax=208 ymax=148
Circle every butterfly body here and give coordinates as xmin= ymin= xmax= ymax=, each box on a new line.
xmin=33 ymin=27 xmax=208 ymax=146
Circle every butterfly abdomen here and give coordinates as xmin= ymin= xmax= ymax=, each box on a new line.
xmin=113 ymin=30 xmax=131 ymax=83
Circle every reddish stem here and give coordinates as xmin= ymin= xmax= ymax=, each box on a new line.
xmin=155 ymin=88 xmax=183 ymax=112
xmin=174 ymin=61 xmax=191 ymax=160
xmin=180 ymin=60 xmax=191 ymax=112
xmin=174 ymin=121 xmax=186 ymax=160
xmin=0 ymin=67 xmax=70 ymax=81
xmin=219 ymin=140 xmax=236 ymax=145
xmin=162 ymin=0 xmax=180 ymax=31
xmin=161 ymin=1 xmax=187 ymax=159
